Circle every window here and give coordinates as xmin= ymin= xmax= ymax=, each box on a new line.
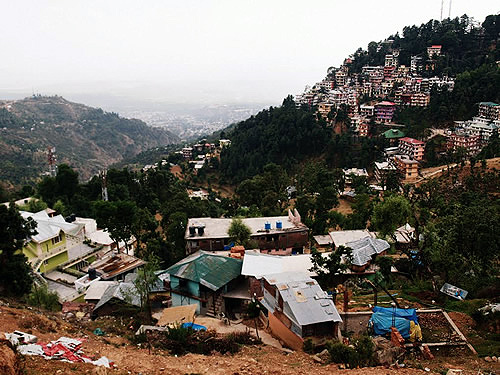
xmin=52 ymin=233 xmax=63 ymax=245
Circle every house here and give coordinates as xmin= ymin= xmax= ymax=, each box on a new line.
xmin=390 ymin=154 xmax=419 ymax=181
xmin=219 ymin=139 xmax=232 ymax=148
xmin=20 ymin=210 xmax=87 ymax=273
xmin=84 ymin=253 xmax=145 ymax=281
xmin=382 ymin=129 xmax=405 ymax=143
xmin=185 ymin=210 xmax=308 ymax=254
xmin=260 ymin=272 xmax=342 ymax=350
xmin=360 ymin=104 xmax=374 ymax=118
xmin=182 ymin=147 xmax=193 ymax=159
xmin=328 ymin=229 xmax=375 ymax=249
xmin=92 ymin=282 xmax=141 ymax=318
xmin=398 ymin=137 xmax=425 ymax=161
xmin=394 ymin=223 xmax=416 ymax=249
xmin=84 ymin=281 xmax=118 ymax=304
xmin=427 ymin=45 xmax=442 ymax=58
xmin=343 ymin=168 xmax=368 ymax=185
xmin=478 ymin=102 xmax=500 ymax=121
xmin=165 ymin=251 xmax=243 ymax=315
xmin=345 ymin=237 xmax=390 ymax=272
xmin=374 ymin=101 xmax=396 ymax=123
xmin=374 ymin=161 xmax=397 ymax=184
xmin=447 ymin=132 xmax=480 ymax=156
xmin=312 ymin=235 xmax=334 ymax=252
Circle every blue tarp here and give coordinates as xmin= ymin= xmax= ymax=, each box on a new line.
xmin=181 ymin=322 xmax=207 ymax=331
xmin=369 ymin=312 xmax=411 ymax=338
xmin=372 ymin=306 xmax=418 ymax=323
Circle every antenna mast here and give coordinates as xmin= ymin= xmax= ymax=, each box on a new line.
xmin=100 ymin=170 xmax=109 ymax=201
xmin=440 ymin=0 xmax=444 ymax=21
xmin=47 ymin=147 xmax=57 ymax=177
xmin=448 ymin=0 xmax=452 ymax=18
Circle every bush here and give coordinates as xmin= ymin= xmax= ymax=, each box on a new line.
xmin=154 ymin=326 xmax=261 ymax=356
xmin=303 ymin=338 xmax=314 ymax=354
xmin=326 ymin=335 xmax=374 ymax=368
xmin=27 ymin=284 xmax=60 ymax=311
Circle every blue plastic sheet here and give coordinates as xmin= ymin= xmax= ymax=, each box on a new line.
xmin=369 ymin=312 xmax=411 ymax=338
xmin=181 ymin=322 xmax=207 ymax=331
xmin=372 ymin=306 xmax=418 ymax=323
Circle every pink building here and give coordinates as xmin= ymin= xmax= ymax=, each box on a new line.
xmin=374 ymin=101 xmax=396 ymax=123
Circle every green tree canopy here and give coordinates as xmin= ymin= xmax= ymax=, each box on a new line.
xmin=228 ymin=218 xmax=252 ymax=247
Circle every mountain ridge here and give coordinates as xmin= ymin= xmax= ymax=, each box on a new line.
xmin=0 ymin=95 xmax=179 ymax=186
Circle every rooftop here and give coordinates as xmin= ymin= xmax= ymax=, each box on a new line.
xmin=346 ymin=237 xmax=390 ymax=266
xmin=399 ymin=137 xmax=424 ymax=145
xmin=383 ymin=129 xmax=406 ymax=139
xmin=264 ymin=272 xmax=342 ymax=326
xmin=166 ymin=251 xmax=242 ymax=291
xmin=479 ymin=102 xmax=499 ymax=107
xmin=329 ymin=229 xmax=375 ymax=247
xmin=21 ymin=210 xmax=84 ymax=243
xmin=185 ymin=210 xmax=306 ymax=240
xmin=94 ymin=282 xmax=141 ymax=311
xmin=87 ymin=253 xmax=145 ymax=281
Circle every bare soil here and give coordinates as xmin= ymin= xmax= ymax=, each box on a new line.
xmin=1 ymin=302 xmax=499 ymax=375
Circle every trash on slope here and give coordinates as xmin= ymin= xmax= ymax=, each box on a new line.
xmin=11 ymin=334 xmax=112 ymax=368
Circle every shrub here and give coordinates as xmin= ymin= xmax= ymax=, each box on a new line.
xmin=303 ymin=338 xmax=314 ymax=354
xmin=27 ymin=284 xmax=60 ymax=311
xmin=326 ymin=335 xmax=374 ymax=368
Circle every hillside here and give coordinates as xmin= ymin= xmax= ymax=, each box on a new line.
xmin=0 ymin=96 xmax=178 ymax=185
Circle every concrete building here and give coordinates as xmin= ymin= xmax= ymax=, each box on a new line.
xmin=185 ymin=210 xmax=308 ymax=254
xmin=390 ymin=154 xmax=419 ymax=181
xmin=374 ymin=101 xmax=396 ymax=123
xmin=447 ymin=133 xmax=480 ymax=156
xmin=478 ymin=102 xmax=500 ymax=121
xmin=398 ymin=137 xmax=425 ymax=161
xmin=427 ymin=45 xmax=442 ymax=58
xmin=261 ymin=272 xmax=341 ymax=350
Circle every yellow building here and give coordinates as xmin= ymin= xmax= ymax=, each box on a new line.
xmin=21 ymin=211 xmax=85 ymax=273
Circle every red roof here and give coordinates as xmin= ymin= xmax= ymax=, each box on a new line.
xmin=430 ymin=45 xmax=442 ymax=48
xmin=376 ymin=101 xmax=395 ymax=106
xmin=400 ymin=137 xmax=424 ymax=145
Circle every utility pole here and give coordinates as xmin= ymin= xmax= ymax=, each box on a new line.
xmin=100 ymin=170 xmax=109 ymax=201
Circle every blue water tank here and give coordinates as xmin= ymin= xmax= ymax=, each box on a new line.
xmin=276 ymin=221 xmax=283 ymax=229
xmin=265 ymin=222 xmax=271 ymax=230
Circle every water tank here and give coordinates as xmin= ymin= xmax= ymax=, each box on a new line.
xmin=198 ymin=226 xmax=205 ymax=236
xmin=265 ymin=222 xmax=271 ymax=230
xmin=88 ymin=268 xmax=97 ymax=280
xmin=189 ymin=226 xmax=196 ymax=236
xmin=276 ymin=221 xmax=283 ymax=229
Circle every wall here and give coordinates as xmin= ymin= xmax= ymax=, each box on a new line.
xmin=39 ymin=251 xmax=69 ymax=273
xmin=171 ymin=293 xmax=201 ymax=314
xmin=268 ymin=311 xmax=304 ymax=351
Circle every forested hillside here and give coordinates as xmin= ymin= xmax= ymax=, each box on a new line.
xmin=0 ymin=96 xmax=178 ymax=186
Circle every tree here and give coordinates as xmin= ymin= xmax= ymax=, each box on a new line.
xmin=371 ymin=195 xmax=411 ymax=239
xmin=19 ymin=199 xmax=48 ymax=213
xmin=0 ymin=204 xmax=36 ymax=295
xmin=134 ymin=254 xmax=160 ymax=321
xmin=228 ymin=218 xmax=252 ymax=247
xmin=309 ymin=246 xmax=352 ymax=288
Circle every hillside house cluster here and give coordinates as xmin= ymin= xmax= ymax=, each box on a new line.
xmin=295 ymin=43 xmax=454 ymax=137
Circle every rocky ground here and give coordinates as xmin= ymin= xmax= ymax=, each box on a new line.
xmin=0 ymin=301 xmax=498 ymax=375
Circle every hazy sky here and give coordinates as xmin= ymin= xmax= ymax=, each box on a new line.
xmin=0 ymin=1 xmax=497 ymax=106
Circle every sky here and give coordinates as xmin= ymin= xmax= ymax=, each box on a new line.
xmin=0 ymin=0 xmax=497 ymax=108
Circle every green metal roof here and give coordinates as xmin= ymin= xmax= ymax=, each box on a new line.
xmin=166 ymin=251 xmax=242 ymax=291
xmin=383 ymin=129 xmax=405 ymax=139
xmin=479 ymin=102 xmax=499 ymax=107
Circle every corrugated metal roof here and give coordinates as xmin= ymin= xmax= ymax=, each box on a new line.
xmin=264 ymin=272 xmax=342 ymax=326
xmin=329 ymin=229 xmax=375 ymax=247
xmin=166 ymin=251 xmax=242 ymax=291
xmin=21 ymin=210 xmax=83 ymax=243
xmin=93 ymin=282 xmax=141 ymax=310
xmin=346 ymin=237 xmax=390 ymax=266
xmin=84 ymin=281 xmax=118 ymax=301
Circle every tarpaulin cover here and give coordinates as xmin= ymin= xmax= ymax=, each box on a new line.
xmin=372 ymin=306 xmax=419 ymax=323
xmin=369 ymin=312 xmax=411 ymax=338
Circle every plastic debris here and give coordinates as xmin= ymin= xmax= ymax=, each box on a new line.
xmin=93 ymin=328 xmax=105 ymax=336
xmin=4 ymin=331 xmax=38 ymax=345
xmin=16 ymin=336 xmax=112 ymax=368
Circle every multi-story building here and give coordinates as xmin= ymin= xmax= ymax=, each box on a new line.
xmin=374 ymin=161 xmax=397 ymax=183
xmin=182 ymin=147 xmax=193 ymax=159
xmin=398 ymin=137 xmax=425 ymax=161
xmin=360 ymin=104 xmax=375 ymax=118
xmin=410 ymin=56 xmax=423 ymax=73
xmin=374 ymin=101 xmax=396 ymax=123
xmin=478 ymin=102 xmax=500 ymax=121
xmin=384 ymin=54 xmax=397 ymax=67
xmin=447 ymin=133 xmax=480 ymax=156
xmin=427 ymin=45 xmax=442 ymax=58
xmin=390 ymin=154 xmax=420 ymax=181
xmin=410 ymin=93 xmax=430 ymax=107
